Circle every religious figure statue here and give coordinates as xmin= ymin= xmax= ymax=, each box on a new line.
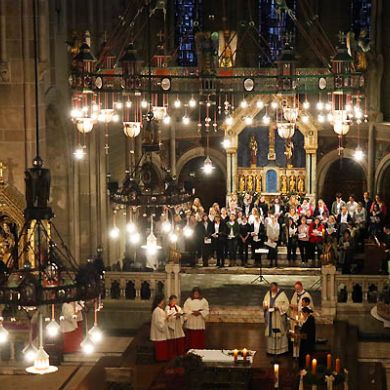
xmin=297 ymin=176 xmax=305 ymax=193
xmin=268 ymin=126 xmax=276 ymax=160
xmin=289 ymin=175 xmax=296 ymax=192
xmin=249 ymin=136 xmax=258 ymax=167
xmin=284 ymin=139 xmax=294 ymax=168
xmin=320 ymin=239 xmax=336 ymax=266
xmin=347 ymin=29 xmax=370 ymax=72
xmin=0 ymin=222 xmax=15 ymax=263
xmin=238 ymin=175 xmax=245 ymax=192
xmin=218 ymin=30 xmax=237 ymax=68
xmin=255 ymin=175 xmax=262 ymax=193
xmin=246 ymin=175 xmax=254 ymax=193
xmin=280 ymin=175 xmax=288 ymax=193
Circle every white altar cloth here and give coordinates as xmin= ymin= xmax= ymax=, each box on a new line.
xmin=188 ymin=349 xmax=256 ymax=364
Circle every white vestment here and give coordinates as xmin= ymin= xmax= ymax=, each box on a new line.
xmin=150 ymin=306 xmax=168 ymax=341
xmin=183 ymin=297 xmax=209 ymax=330
xmin=263 ymin=290 xmax=289 ymax=354
xmin=165 ymin=304 xmax=185 ymax=340
xmin=290 ymin=290 xmax=314 ymax=314
xmin=60 ymin=302 xmax=83 ymax=333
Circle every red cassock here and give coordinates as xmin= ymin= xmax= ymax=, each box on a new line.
xmin=154 ymin=340 xmax=169 ymax=362
xmin=63 ymin=321 xmax=83 ymax=353
xmin=185 ymin=329 xmax=205 ymax=350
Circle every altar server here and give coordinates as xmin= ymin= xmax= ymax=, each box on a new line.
xmin=263 ymin=282 xmax=289 ymax=355
xmin=299 ymin=307 xmax=316 ymax=368
xmin=150 ymin=294 xmax=169 ymax=362
xmin=61 ymin=301 xmax=83 ymax=353
xmin=184 ymin=287 xmax=209 ymax=349
xmin=166 ymin=294 xmax=186 ymax=358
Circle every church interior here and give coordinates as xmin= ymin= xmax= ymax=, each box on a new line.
xmin=0 ymin=0 xmax=390 ymax=389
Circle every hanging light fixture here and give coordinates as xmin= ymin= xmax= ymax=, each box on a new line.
xmin=188 ymin=96 xmax=197 ymax=108
xmin=80 ymin=335 xmax=95 ymax=355
xmin=142 ymin=217 xmax=162 ymax=255
xmin=202 ymin=156 xmax=214 ymax=175
xmin=277 ymin=122 xmax=295 ymax=139
xmin=88 ymin=301 xmax=103 ymax=344
xmin=73 ymin=145 xmax=86 ymax=160
xmin=76 ymin=117 xmax=95 ymax=133
xmin=23 ymin=343 xmax=38 ymax=362
xmin=123 ymin=121 xmax=141 ymax=138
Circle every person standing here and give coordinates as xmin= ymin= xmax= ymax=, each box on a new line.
xmin=363 ymin=192 xmax=373 ymax=216
xmin=150 ymin=294 xmax=169 ymax=362
xmin=166 ymin=295 xmax=186 ymax=359
xmin=197 ymin=213 xmax=213 ymax=267
xmin=266 ymin=213 xmax=280 ymax=267
xmin=285 ymin=218 xmax=298 ymax=264
xmin=331 ymin=193 xmax=345 ymax=217
xmin=250 ymin=210 xmax=265 ymax=266
xmin=308 ymin=217 xmax=325 ymax=264
xmin=263 ymin=282 xmax=289 ymax=355
xmin=226 ymin=213 xmax=240 ymax=266
xmin=298 ymin=307 xmax=316 ymax=369
xmin=239 ymin=215 xmax=251 ymax=266
xmin=184 ymin=287 xmax=209 ymax=350
xmin=298 ymin=216 xmax=310 ymax=264
xmin=61 ymin=301 xmax=83 ymax=353
xmin=290 ymin=281 xmax=314 ymax=318
xmin=211 ymin=214 xmax=227 ymax=268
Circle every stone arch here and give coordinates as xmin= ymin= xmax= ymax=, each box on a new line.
xmin=317 ymin=148 xmax=368 ymax=197
xmin=375 ymin=153 xmax=390 ymax=195
xmin=176 ymin=147 xmax=227 ymax=178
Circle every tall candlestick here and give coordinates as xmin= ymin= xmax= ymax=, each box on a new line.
xmin=311 ymin=358 xmax=317 ymax=375
xmin=233 ymin=349 xmax=238 ymax=363
xmin=327 ymin=353 xmax=332 ymax=370
xmin=242 ymin=348 xmax=248 ymax=361
xmin=335 ymin=358 xmax=341 ymax=374
xmin=305 ymin=354 xmax=311 ymax=369
xmin=274 ymin=363 xmax=279 ymax=388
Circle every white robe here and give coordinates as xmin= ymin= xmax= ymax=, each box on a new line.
xmin=290 ymin=290 xmax=314 ymax=314
xmin=60 ymin=302 xmax=83 ymax=333
xmin=183 ymin=298 xmax=209 ymax=330
xmin=150 ymin=306 xmax=168 ymax=341
xmin=165 ymin=304 xmax=185 ymax=340
xmin=263 ymin=290 xmax=289 ymax=354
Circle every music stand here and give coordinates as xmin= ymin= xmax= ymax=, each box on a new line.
xmin=251 ymin=248 xmax=270 ymax=285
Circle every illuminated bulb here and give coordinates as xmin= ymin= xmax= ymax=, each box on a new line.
xmin=162 ymin=221 xmax=172 ymax=233
xmin=271 ymin=101 xmax=278 ymax=110
xmin=73 ymin=146 xmax=86 ymax=160
xmin=256 ymin=100 xmax=264 ymax=109
xmin=112 ymin=114 xmax=120 ymax=122
xmin=70 ymin=109 xmax=82 ymax=118
xmin=222 ymin=138 xmax=231 ymax=149
xmin=354 ymin=148 xmax=365 ymax=161
xmin=302 ymin=100 xmax=310 ymax=110
xmin=183 ymin=226 xmax=194 ymax=238
xmin=244 ymin=116 xmax=253 ymax=126
xmin=325 ymin=102 xmax=332 ymax=111
xmin=88 ymin=325 xmax=103 ymax=344
xmin=262 ymin=114 xmax=271 ymax=125
xmin=174 ymin=98 xmax=181 ymax=108
xmin=345 ymin=104 xmax=352 ymax=112
xmin=46 ymin=319 xmax=61 ymax=338
xmin=82 ymin=106 xmax=89 ymax=113
xmin=163 ymin=115 xmax=171 ymax=125
xmin=125 ymin=101 xmax=132 ymax=108
xmin=240 ymin=99 xmax=248 ymax=109
xmin=129 ymin=232 xmax=141 ymax=245
xmin=23 ymin=344 xmax=38 ymax=362
xmin=225 ymin=116 xmax=233 ymax=126
xmin=188 ymin=97 xmax=197 ymax=108
xmin=81 ymin=336 xmax=95 ymax=355
xmin=126 ymin=223 xmax=136 ymax=234
xmin=182 ymin=115 xmax=190 ymax=125
xmin=141 ymin=99 xmax=148 ymax=109
xmin=354 ymin=110 xmax=363 ymax=120
xmin=0 ymin=323 xmax=9 ymax=344
xmin=92 ymin=103 xmax=99 ymax=112
xmin=316 ymin=101 xmax=324 ymax=110
xmin=202 ymin=156 xmax=214 ymax=175
xmin=301 ymin=115 xmax=309 ymax=123
xmin=317 ymin=114 xmax=325 ymax=123
xmin=327 ymin=113 xmax=333 ymax=122
xmin=109 ymin=226 xmax=120 ymax=240
xmin=169 ymin=232 xmax=178 ymax=243
xmin=115 ymin=102 xmax=123 ymax=110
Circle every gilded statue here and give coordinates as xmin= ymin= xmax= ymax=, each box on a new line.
xmin=280 ymin=175 xmax=288 ymax=193
xmin=297 ymin=176 xmax=305 ymax=193
xmin=239 ymin=175 xmax=246 ymax=192
xmin=255 ymin=175 xmax=262 ymax=193
xmin=284 ymin=139 xmax=293 ymax=168
xmin=320 ymin=240 xmax=335 ymax=266
xmin=219 ymin=30 xmax=236 ymax=68
xmin=0 ymin=222 xmax=15 ymax=262
xmin=246 ymin=175 xmax=254 ymax=193
xmin=249 ymin=136 xmax=258 ymax=166
xmin=289 ymin=175 xmax=296 ymax=192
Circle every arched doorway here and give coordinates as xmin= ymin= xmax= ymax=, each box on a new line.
xmin=178 ymin=157 xmax=226 ymax=211
xmin=322 ymin=158 xmax=366 ymax=205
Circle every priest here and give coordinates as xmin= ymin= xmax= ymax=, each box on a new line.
xmin=290 ymin=281 xmax=314 ymax=319
xmin=184 ymin=287 xmax=209 ymax=349
xmin=263 ymin=282 xmax=289 ymax=355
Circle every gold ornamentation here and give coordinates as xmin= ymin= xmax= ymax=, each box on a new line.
xmin=289 ymin=175 xmax=296 ymax=192
xmin=249 ymin=136 xmax=258 ymax=166
xmin=280 ymin=175 xmax=288 ymax=193
xmin=297 ymin=176 xmax=305 ymax=193
xmin=239 ymin=175 xmax=246 ymax=192
xmin=246 ymin=175 xmax=254 ymax=193
xmin=255 ymin=175 xmax=262 ymax=193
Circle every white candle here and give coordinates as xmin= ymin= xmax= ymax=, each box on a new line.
xmin=274 ymin=363 xmax=279 ymax=388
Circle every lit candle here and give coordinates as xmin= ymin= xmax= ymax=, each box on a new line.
xmin=311 ymin=358 xmax=317 ymax=375
xmin=295 ymin=314 xmax=299 ymax=322
xmin=335 ymin=358 xmax=341 ymax=374
xmin=233 ymin=349 xmax=238 ymax=363
xmin=327 ymin=353 xmax=332 ymax=370
xmin=305 ymin=354 xmax=311 ymax=369
xmin=274 ymin=363 xmax=279 ymax=388
xmin=242 ymin=348 xmax=248 ymax=361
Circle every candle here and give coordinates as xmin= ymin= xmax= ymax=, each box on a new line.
xmin=233 ymin=349 xmax=238 ymax=362
xmin=274 ymin=363 xmax=279 ymax=388
xmin=305 ymin=354 xmax=311 ymax=369
xmin=242 ymin=348 xmax=248 ymax=361
xmin=327 ymin=353 xmax=332 ymax=370
xmin=335 ymin=358 xmax=341 ymax=374
xmin=311 ymin=358 xmax=317 ymax=375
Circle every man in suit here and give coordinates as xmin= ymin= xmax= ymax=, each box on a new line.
xmin=363 ymin=191 xmax=373 ymax=215
xmin=331 ymin=193 xmax=345 ymax=217
xmin=211 ymin=214 xmax=227 ymax=268
xmin=197 ymin=213 xmax=214 ymax=267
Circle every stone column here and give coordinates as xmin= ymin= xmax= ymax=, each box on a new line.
xmin=165 ymin=263 xmax=172 ymax=299
xmin=231 ymin=150 xmax=237 ymax=193
xmin=170 ymin=121 xmax=176 ymax=177
xmin=367 ymin=123 xmax=376 ymax=194
xmin=321 ymin=265 xmax=337 ymax=319
xmin=173 ymin=263 xmax=181 ymax=300
xmin=226 ymin=152 xmax=232 ymax=194
xmin=304 ymin=129 xmax=318 ymax=200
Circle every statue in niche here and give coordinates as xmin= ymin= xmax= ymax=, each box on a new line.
xmin=289 ymin=175 xmax=296 ymax=192
xmin=284 ymin=139 xmax=294 ymax=168
xmin=268 ymin=126 xmax=276 ymax=160
xmin=246 ymin=175 xmax=254 ymax=193
xmin=280 ymin=175 xmax=288 ymax=193
xmin=297 ymin=176 xmax=305 ymax=193
xmin=239 ymin=175 xmax=246 ymax=192
xmin=249 ymin=136 xmax=258 ymax=167
xmin=255 ymin=175 xmax=262 ymax=193
xmin=219 ymin=30 xmax=237 ymax=68
xmin=0 ymin=221 xmax=15 ymax=263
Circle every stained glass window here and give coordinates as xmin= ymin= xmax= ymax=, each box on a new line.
xmin=175 ymin=0 xmax=202 ymax=66
xmin=258 ymin=0 xmax=296 ymax=67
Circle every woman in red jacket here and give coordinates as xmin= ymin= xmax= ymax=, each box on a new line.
xmin=308 ymin=217 xmax=325 ymax=265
